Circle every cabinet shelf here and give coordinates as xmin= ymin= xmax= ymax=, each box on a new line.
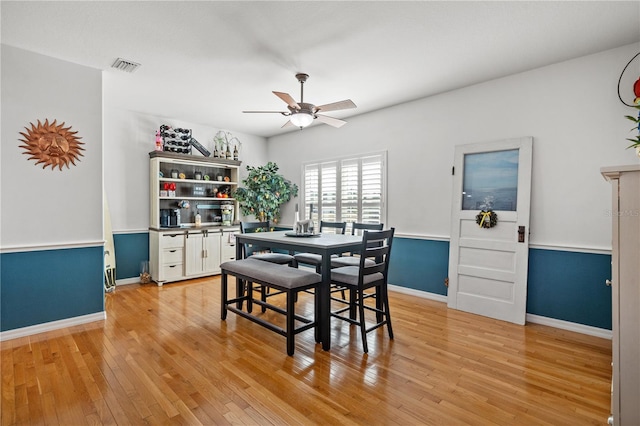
xmin=149 ymin=151 xmax=240 ymax=229
xmin=159 ymin=178 xmax=238 ymax=186
xmin=160 ymin=197 xmax=236 ymax=201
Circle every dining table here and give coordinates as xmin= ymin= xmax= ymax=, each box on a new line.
xmin=234 ymin=230 xmax=363 ymax=350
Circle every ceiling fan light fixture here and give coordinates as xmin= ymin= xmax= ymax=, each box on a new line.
xmin=290 ymin=112 xmax=314 ymax=128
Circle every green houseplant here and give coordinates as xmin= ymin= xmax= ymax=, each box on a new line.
xmin=233 ymin=162 xmax=298 ymax=223
xmin=624 ymin=105 xmax=640 ymax=155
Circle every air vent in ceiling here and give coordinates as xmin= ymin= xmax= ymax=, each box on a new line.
xmin=111 ymin=58 xmax=141 ymax=73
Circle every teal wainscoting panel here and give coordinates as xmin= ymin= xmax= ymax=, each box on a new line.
xmin=388 ymin=237 xmax=449 ymax=295
xmin=113 ymin=232 xmax=149 ymax=280
xmin=527 ymin=248 xmax=612 ymax=330
xmin=0 ymin=246 xmax=104 ymax=332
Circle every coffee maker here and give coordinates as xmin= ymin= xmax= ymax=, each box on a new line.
xmin=160 ymin=209 xmax=181 ymax=227
xmin=170 ymin=209 xmax=181 ymax=227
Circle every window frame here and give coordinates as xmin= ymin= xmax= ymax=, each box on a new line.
xmin=300 ymin=151 xmax=387 ymax=228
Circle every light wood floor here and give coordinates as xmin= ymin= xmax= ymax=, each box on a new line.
xmin=1 ymin=276 xmax=612 ymax=425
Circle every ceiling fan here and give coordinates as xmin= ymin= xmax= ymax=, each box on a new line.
xmin=243 ymin=73 xmax=356 ymax=129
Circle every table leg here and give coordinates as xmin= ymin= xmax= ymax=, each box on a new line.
xmin=319 ymin=252 xmax=331 ymax=350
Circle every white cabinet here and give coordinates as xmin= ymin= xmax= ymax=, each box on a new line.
xmin=148 ymin=151 xmax=242 ymax=285
xmin=185 ymin=230 xmax=222 ymax=276
xmin=149 ymin=226 xmax=240 ymax=285
xmin=601 ymin=165 xmax=640 ymax=426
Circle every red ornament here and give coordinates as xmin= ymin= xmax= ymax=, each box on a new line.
xmin=634 ymin=77 xmax=640 ymax=104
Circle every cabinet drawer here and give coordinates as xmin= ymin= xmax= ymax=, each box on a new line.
xmin=161 ymin=233 xmax=184 ymax=249
xmin=221 ymin=244 xmax=236 ymax=263
xmin=163 ymin=263 xmax=183 ymax=281
xmin=163 ymin=248 xmax=183 ymax=264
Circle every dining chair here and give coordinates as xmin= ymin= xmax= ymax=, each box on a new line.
xmin=239 ymin=221 xmax=297 ymax=312
xmin=240 ymin=221 xmax=297 ymax=266
xmin=330 ymin=222 xmax=384 ymax=268
xmin=294 ymin=221 xmax=347 ymax=273
xmin=330 ymin=228 xmax=395 ymax=353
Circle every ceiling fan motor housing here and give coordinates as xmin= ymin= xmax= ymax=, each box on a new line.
xmin=289 ymin=102 xmax=316 ymax=116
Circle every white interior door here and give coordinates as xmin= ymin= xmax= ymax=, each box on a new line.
xmin=447 ymin=137 xmax=533 ymax=325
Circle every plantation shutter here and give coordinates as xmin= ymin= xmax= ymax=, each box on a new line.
xmin=320 ymin=161 xmax=338 ymax=222
xmin=361 ymin=155 xmax=383 ymax=224
xmin=341 ymin=158 xmax=360 ymax=225
xmin=303 ymin=163 xmax=319 ymax=221
xmin=303 ymin=152 xmax=386 ymax=229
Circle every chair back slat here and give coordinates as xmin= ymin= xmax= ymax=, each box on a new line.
xmin=319 ymin=221 xmax=347 ymax=234
xmin=351 ymin=222 xmax=383 ymax=236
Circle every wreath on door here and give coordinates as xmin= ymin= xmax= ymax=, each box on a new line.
xmin=476 ymin=209 xmax=498 ymax=228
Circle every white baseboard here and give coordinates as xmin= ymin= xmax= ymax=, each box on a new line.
xmin=388 ymin=285 xmax=612 ymax=339
xmin=525 ymin=313 xmax=612 ymax=339
xmin=388 ymin=284 xmax=448 ymax=303
xmin=0 ymin=311 xmax=106 ymax=342
xmin=115 ymin=277 xmax=141 ymax=286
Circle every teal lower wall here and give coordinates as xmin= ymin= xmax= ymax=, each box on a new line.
xmin=0 ymin=246 xmax=104 ymax=332
xmin=0 ymin=234 xmax=612 ymax=333
xmin=113 ymin=232 xmax=149 ymax=280
xmin=527 ymin=248 xmax=612 ymax=330
xmin=388 ymin=238 xmax=612 ymax=330
xmin=388 ymin=237 xmax=449 ymax=295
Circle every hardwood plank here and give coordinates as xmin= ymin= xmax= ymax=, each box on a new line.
xmin=1 ymin=275 xmax=612 ymax=425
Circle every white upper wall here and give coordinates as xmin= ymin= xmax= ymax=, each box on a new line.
xmin=1 ymin=45 xmax=103 ymax=250
xmin=267 ymin=43 xmax=640 ymax=252
xmin=102 ymin=79 xmax=269 ymax=232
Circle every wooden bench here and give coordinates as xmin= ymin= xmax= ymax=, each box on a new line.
xmin=220 ymin=258 xmax=321 ymax=355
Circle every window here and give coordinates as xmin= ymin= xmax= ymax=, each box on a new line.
xmin=302 ymin=152 xmax=386 ymax=231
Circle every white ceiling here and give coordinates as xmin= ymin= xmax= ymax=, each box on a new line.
xmin=2 ymin=1 xmax=639 ymax=138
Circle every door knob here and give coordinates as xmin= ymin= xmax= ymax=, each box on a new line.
xmin=605 ymin=279 xmax=612 ymax=287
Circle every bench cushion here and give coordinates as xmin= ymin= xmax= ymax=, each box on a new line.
xmin=221 ymin=258 xmax=321 ymax=289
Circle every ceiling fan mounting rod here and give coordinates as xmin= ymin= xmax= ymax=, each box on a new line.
xmin=296 ymin=73 xmax=309 ymax=104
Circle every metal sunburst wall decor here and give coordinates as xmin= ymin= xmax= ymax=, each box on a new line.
xmin=19 ymin=119 xmax=85 ymax=171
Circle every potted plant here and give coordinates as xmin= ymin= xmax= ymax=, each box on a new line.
xmin=624 ymin=104 xmax=640 ymax=156
xmin=233 ymin=162 xmax=298 ymax=223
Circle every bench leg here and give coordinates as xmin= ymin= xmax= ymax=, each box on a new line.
xmin=286 ymin=291 xmax=295 ymax=356
xmin=221 ymin=272 xmax=228 ymax=320
xmin=236 ymin=277 xmax=244 ymax=309
xmin=261 ymin=284 xmax=268 ymax=313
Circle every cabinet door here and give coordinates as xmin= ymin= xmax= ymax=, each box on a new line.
xmin=184 ymin=233 xmax=204 ymax=276
xmin=203 ymin=232 xmax=222 ymax=274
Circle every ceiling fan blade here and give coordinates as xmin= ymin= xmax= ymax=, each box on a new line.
xmin=242 ymin=110 xmax=289 ymax=114
xmin=281 ymin=120 xmax=295 ymax=129
xmin=273 ymin=91 xmax=300 ymax=110
xmin=315 ymin=114 xmax=347 ymax=128
xmin=315 ymin=99 xmax=356 ymax=113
